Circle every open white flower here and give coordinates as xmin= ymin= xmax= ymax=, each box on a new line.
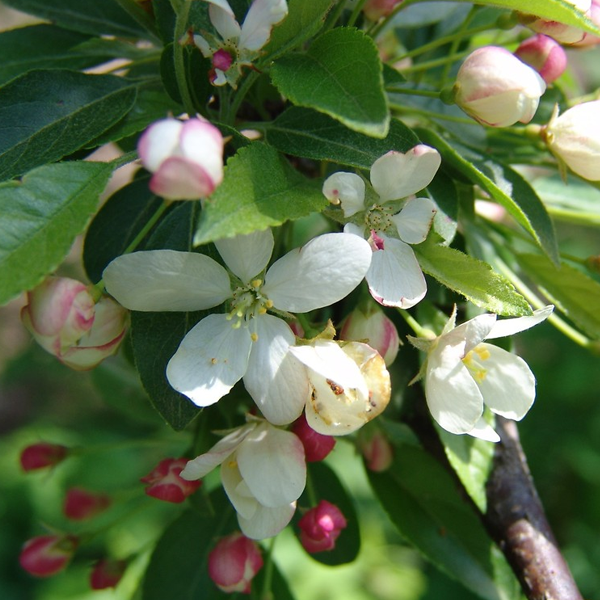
xmin=409 ymin=305 xmax=554 ymax=442
xmin=181 ymin=421 xmax=306 ymax=539
xmin=103 ymin=229 xmax=372 ymax=425
xmin=290 ymin=340 xmax=391 ymax=436
xmin=194 ymin=0 xmax=288 ymax=87
xmin=323 ymin=146 xmax=440 ymax=309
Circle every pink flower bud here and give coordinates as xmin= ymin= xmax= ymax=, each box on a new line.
xmin=339 ymin=306 xmax=400 ymax=366
xmin=19 ymin=535 xmax=78 ymax=578
xmin=360 ymin=430 xmax=393 ymax=472
xmin=298 ymin=500 xmax=347 ymax=554
xmin=519 ymin=0 xmax=591 ymax=45
xmin=291 ymin=413 xmax=336 ymax=462
xmin=141 ymin=458 xmax=202 ymax=503
xmin=137 ymin=117 xmax=224 ymax=200
xmin=571 ymin=0 xmax=600 ymax=46
xmin=63 ymin=488 xmax=111 ymax=521
xmin=544 ymin=100 xmax=600 ymax=181
xmin=21 ymin=278 xmax=128 ymax=371
xmin=514 ymin=34 xmax=567 ymax=84
xmin=213 ymin=49 xmax=234 ymax=72
xmin=208 ymin=533 xmax=263 ymax=594
xmin=454 ymin=46 xmax=546 ymax=127
xmin=363 ymin=0 xmax=403 ymax=21
xmin=90 ymin=559 xmax=127 ymax=590
xmin=20 ymin=442 xmax=68 ymax=472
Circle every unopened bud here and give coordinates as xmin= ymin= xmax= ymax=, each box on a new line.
xmin=20 ymin=442 xmax=68 ymax=472
xmin=63 ymin=488 xmax=111 ymax=521
xmin=515 ymin=34 xmax=567 ymax=84
xmin=519 ymin=0 xmax=591 ymax=45
xmin=141 ymin=458 xmax=202 ymax=503
xmin=363 ymin=0 xmax=403 ymax=21
xmin=360 ymin=430 xmax=393 ymax=472
xmin=90 ymin=559 xmax=127 ymax=590
xmin=19 ymin=535 xmax=78 ymax=578
xmin=298 ymin=500 xmax=347 ymax=554
xmin=291 ymin=413 xmax=336 ymax=462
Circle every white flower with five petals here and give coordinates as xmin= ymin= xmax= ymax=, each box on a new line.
xmin=194 ymin=0 xmax=288 ymax=87
xmin=323 ymin=146 xmax=441 ymax=309
xmin=181 ymin=421 xmax=306 ymax=539
xmin=409 ymin=305 xmax=554 ymax=442
xmin=103 ymin=229 xmax=372 ymax=425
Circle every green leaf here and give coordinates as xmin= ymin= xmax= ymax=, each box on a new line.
xmin=0 ymin=70 xmax=137 ymax=181
xmin=299 ymin=461 xmax=360 ymax=566
xmin=0 ymin=24 xmax=111 ymax=86
xmin=2 ymin=0 xmax=152 ymax=39
xmin=414 ymin=240 xmax=531 ymax=316
xmin=263 ymin=0 xmax=334 ymax=60
xmin=437 ymin=426 xmax=495 ymax=513
xmin=516 ymin=253 xmax=600 ymax=340
xmin=130 ymin=203 xmax=204 ymax=430
xmin=271 ymin=27 xmax=389 ymax=138
xmin=0 ymin=161 xmax=114 ymax=306
xmin=194 ymin=143 xmax=328 ymax=246
xmin=417 ymin=128 xmax=559 ymax=265
xmin=368 ymin=442 xmax=521 ymax=600
xmin=266 ymin=109 xmax=419 ymax=169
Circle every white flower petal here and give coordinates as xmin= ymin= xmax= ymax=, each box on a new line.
xmin=221 ymin=459 xmax=259 ymax=520
xmin=322 ymin=172 xmax=366 ymax=217
xmin=486 ymin=305 xmax=553 ymax=340
xmin=237 ymin=502 xmax=296 ymax=540
xmin=239 ymin=0 xmax=288 ymax=51
xmin=370 ymin=145 xmax=441 ymax=203
xmin=193 ymin=33 xmax=211 ymax=57
xmin=425 ymin=342 xmax=484 ymax=434
xmin=366 ymin=236 xmax=426 ymax=308
xmin=263 ymin=233 xmax=371 ymax=313
xmin=208 ymin=0 xmax=241 ymax=41
xmin=446 ymin=313 xmax=497 ymax=355
xmin=215 ymin=229 xmax=274 ymax=282
xmin=468 ymin=417 xmax=501 ymax=443
xmin=474 ymin=343 xmax=536 ymax=420
xmin=344 ymin=222 xmax=367 ymax=238
xmin=137 ymin=119 xmax=182 ymax=172
xmin=391 ymin=197 xmax=437 ymax=244
xmin=243 ymin=315 xmax=309 ymax=425
xmin=180 ymin=424 xmax=255 ymax=480
xmin=166 ymin=314 xmax=252 ymax=406
xmin=103 ymin=250 xmax=231 ymax=312
xmin=237 ymin=422 xmax=306 ymax=507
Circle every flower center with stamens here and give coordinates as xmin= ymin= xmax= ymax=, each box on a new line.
xmin=462 ymin=345 xmax=491 ymax=383
xmin=364 ymin=205 xmax=395 ymax=234
xmin=227 ymin=279 xmax=273 ymax=335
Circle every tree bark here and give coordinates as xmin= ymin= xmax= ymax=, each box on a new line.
xmin=483 ymin=416 xmax=583 ymax=600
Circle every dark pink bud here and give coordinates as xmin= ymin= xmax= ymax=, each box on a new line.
xmin=20 ymin=442 xmax=68 ymax=472
xmin=90 ymin=559 xmax=127 ymax=590
xmin=63 ymin=488 xmax=111 ymax=521
xmin=208 ymin=533 xmax=263 ymax=594
xmin=360 ymin=430 xmax=393 ymax=472
xmin=213 ymin=49 xmax=233 ymax=71
xmin=514 ymin=34 xmax=567 ymax=84
xmin=298 ymin=500 xmax=347 ymax=554
xmin=291 ymin=414 xmax=336 ymax=462
xmin=19 ymin=535 xmax=78 ymax=578
xmin=141 ymin=458 xmax=202 ymax=503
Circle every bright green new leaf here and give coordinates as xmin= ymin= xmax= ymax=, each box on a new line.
xmin=368 ymin=442 xmax=521 ymax=600
xmin=517 ymin=253 xmax=600 ymax=340
xmin=417 ymin=128 xmax=559 ymax=265
xmin=271 ymin=27 xmax=389 ymax=138
xmin=414 ymin=240 xmax=531 ymax=316
xmin=0 ymin=161 xmax=114 ymax=306
xmin=194 ymin=143 xmax=328 ymax=246
xmin=267 ymin=109 xmax=419 ymax=169
xmin=0 ymin=70 xmax=137 ymax=182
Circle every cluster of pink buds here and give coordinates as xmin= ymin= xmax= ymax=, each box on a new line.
xmin=297 ymin=500 xmax=347 ymax=554
xmin=20 ymin=276 xmax=128 ymax=371
xmin=141 ymin=457 xmax=203 ymax=503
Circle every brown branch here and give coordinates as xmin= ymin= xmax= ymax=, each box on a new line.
xmin=483 ymin=416 xmax=583 ymax=600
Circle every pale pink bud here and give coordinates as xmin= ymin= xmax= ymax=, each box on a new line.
xmin=137 ymin=117 xmax=224 ymax=200
xmin=360 ymin=430 xmax=393 ymax=472
xmin=21 ymin=278 xmax=128 ymax=371
xmin=454 ymin=46 xmax=546 ymax=127
xmin=544 ymin=100 xmax=600 ymax=180
xmin=213 ymin=48 xmax=233 ymax=71
xmin=63 ymin=488 xmax=111 ymax=521
xmin=20 ymin=442 xmax=68 ymax=472
xmin=141 ymin=458 xmax=202 ymax=503
xmin=363 ymin=0 xmax=403 ymax=21
xmin=291 ymin=413 xmax=336 ymax=462
xmin=19 ymin=535 xmax=78 ymax=578
xmin=571 ymin=0 xmax=600 ymax=46
xmin=339 ymin=306 xmax=400 ymax=366
xmin=514 ymin=34 xmax=567 ymax=84
xmin=519 ymin=1 xmax=592 ymax=45
xmin=89 ymin=559 xmax=127 ymax=590
xmin=208 ymin=533 xmax=263 ymax=594
xmin=298 ymin=500 xmax=347 ymax=554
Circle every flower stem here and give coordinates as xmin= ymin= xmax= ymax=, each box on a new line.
xmin=260 ymin=536 xmax=277 ymax=600
xmin=347 ymin=0 xmax=369 ymax=28
xmin=389 ymin=102 xmax=475 ymax=124
xmin=385 ymin=87 xmax=441 ymax=99
xmin=172 ymin=0 xmax=197 ymax=117
xmin=397 ymin=309 xmax=434 ymax=338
